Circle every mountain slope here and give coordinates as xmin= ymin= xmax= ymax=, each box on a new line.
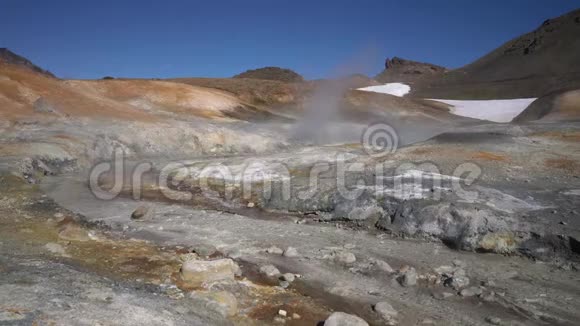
xmin=0 ymin=48 xmax=55 ymax=78
xmin=411 ymin=8 xmax=580 ymax=99
xmin=233 ymin=66 xmax=304 ymax=83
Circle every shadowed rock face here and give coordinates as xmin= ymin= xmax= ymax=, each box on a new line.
xmin=513 ymin=88 xmax=580 ymax=122
xmin=410 ymin=8 xmax=580 ymax=99
xmin=0 ymin=48 xmax=55 ymax=78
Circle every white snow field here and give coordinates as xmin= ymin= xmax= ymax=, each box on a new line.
xmin=357 ymin=83 xmax=411 ymax=97
xmin=430 ymin=98 xmax=537 ymax=123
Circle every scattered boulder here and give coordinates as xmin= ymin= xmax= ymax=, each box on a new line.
xmin=189 ymin=291 xmax=238 ymax=317
xmin=44 ymin=242 xmax=68 ymax=256
xmin=191 ymin=244 xmax=217 ymax=257
xmin=324 ymin=312 xmax=369 ymax=326
xmin=481 ymin=291 xmax=496 ymax=302
xmin=58 ymin=224 xmax=92 ymax=242
xmin=283 ymin=246 xmax=299 ymax=258
xmin=373 ymin=301 xmax=398 ymax=324
xmin=131 ymin=205 xmax=155 ymax=220
xmin=371 ymin=259 xmax=394 ymax=273
xmin=33 ymin=97 xmax=59 ymax=114
xmin=266 ymin=246 xmax=284 ymax=255
xmin=280 ymin=273 xmax=295 ymax=283
xmin=397 ymin=266 xmax=417 ymax=287
xmin=333 ymin=251 xmax=357 ymax=265
xmin=459 ymin=286 xmax=483 ymax=297
xmin=432 ymin=291 xmax=455 ymax=300
xmin=19 ymin=157 xmax=54 ymax=184
xmin=180 ymin=259 xmax=238 ymax=287
xmin=485 ymin=316 xmax=502 ymax=325
xmin=259 ymin=264 xmax=281 ymax=277
xmin=337 ymin=202 xmax=384 ymax=223
xmin=444 ymin=275 xmax=470 ymax=290
xmin=478 ymin=232 xmax=518 ymax=254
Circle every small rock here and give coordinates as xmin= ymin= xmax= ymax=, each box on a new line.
xmin=481 ymin=279 xmax=496 ymax=287
xmin=324 ymin=312 xmax=369 ymax=326
xmin=373 ymin=301 xmax=398 ymax=323
xmin=279 ymin=281 xmax=290 ymax=289
xmin=283 ymin=247 xmax=299 ymax=258
xmin=58 ymin=224 xmax=91 ymax=241
xmin=481 ymin=291 xmax=496 ymax=302
xmin=485 ymin=316 xmax=502 ymax=325
xmin=33 ymin=97 xmax=58 ymax=113
xmin=333 ymin=251 xmax=356 ymax=264
xmin=444 ymin=275 xmax=470 ymax=290
xmin=420 ymin=318 xmax=435 ymax=325
xmin=191 ymin=244 xmax=217 ymax=257
xmin=280 ymin=273 xmax=295 ymax=283
xmin=190 ymin=291 xmax=238 ymax=317
xmin=292 ymin=313 xmax=301 ymax=319
xmin=397 ymin=267 xmax=417 ymax=287
xmin=273 ymin=316 xmax=286 ymax=324
xmin=259 ymin=264 xmax=281 ymax=277
xmin=247 ymin=202 xmax=255 ymax=208
xmin=278 ymin=309 xmax=287 ymax=317
xmin=432 ymin=291 xmax=454 ymax=300
xmin=180 ymin=259 xmax=238 ymax=287
xmin=179 ymin=252 xmax=199 ymax=262
xmin=434 ymin=265 xmax=455 ymax=275
xmin=131 ymin=205 xmax=155 ymax=220
xmin=372 ymin=259 xmax=394 ymax=273
xmin=266 ymin=246 xmax=284 ymax=255
xmin=460 ymin=286 xmax=483 ymax=297
xmin=44 ymin=242 xmax=68 ymax=256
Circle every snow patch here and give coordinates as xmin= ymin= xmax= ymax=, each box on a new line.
xmin=357 ymin=83 xmax=411 ymax=97
xmin=430 ymin=98 xmax=536 ymax=123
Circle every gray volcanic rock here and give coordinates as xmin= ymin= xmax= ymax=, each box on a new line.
xmin=375 ymin=56 xmax=447 ymax=84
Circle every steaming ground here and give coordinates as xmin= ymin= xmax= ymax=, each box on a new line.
xmin=1 ymin=64 xmax=580 ymax=326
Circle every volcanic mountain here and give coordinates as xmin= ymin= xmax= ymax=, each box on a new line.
xmin=411 ymin=8 xmax=580 ymax=99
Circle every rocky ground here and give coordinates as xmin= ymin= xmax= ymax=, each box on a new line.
xmin=1 ymin=117 xmax=580 ymax=325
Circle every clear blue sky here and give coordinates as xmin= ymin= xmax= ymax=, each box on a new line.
xmin=1 ymin=1 xmax=577 ymax=80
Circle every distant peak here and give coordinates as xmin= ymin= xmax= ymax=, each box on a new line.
xmin=384 ymin=56 xmax=446 ymax=70
xmin=233 ymin=66 xmax=304 ymax=83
